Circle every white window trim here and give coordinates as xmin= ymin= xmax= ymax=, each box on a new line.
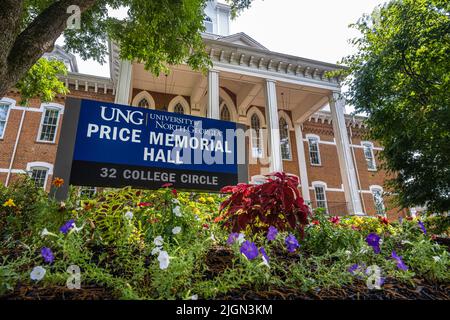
xmin=248 ymin=111 xmax=265 ymax=159
xmin=36 ymin=104 xmax=63 ymax=144
xmin=0 ymin=97 xmax=15 ymax=139
xmin=361 ymin=141 xmax=377 ymax=171
xmin=312 ymin=181 xmax=328 ymax=211
xmin=168 ymin=95 xmax=190 ymax=114
xmin=279 ymin=111 xmax=293 ymax=161
xmin=306 ymin=134 xmax=322 ymax=166
xmin=131 ymin=91 xmax=156 ymax=109
xmin=219 ymin=89 xmax=238 ymax=122
xmin=26 ymin=162 xmax=53 ymax=189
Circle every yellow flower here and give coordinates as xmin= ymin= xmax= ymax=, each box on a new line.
xmin=193 ymin=208 xmax=201 ymax=215
xmin=198 ymin=197 xmax=206 ymax=203
xmin=3 ymin=199 xmax=16 ymax=207
xmin=206 ymin=196 xmax=215 ymax=203
xmin=376 ymin=227 xmax=383 ymax=234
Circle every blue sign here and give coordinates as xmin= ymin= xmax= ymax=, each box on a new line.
xmin=60 ymin=98 xmax=246 ymax=191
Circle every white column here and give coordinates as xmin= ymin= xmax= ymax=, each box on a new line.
xmin=207 ymin=70 xmax=220 ymax=119
xmin=264 ymin=79 xmax=283 ymax=172
xmin=294 ymin=123 xmax=311 ymax=203
xmin=329 ymin=92 xmax=364 ymax=215
xmin=115 ymin=60 xmax=132 ymax=105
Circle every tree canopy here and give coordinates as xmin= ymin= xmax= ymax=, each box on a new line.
xmin=0 ymin=0 xmax=254 ymax=99
xmin=340 ymin=0 xmax=450 ymax=212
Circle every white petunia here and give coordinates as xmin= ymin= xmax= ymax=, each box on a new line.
xmin=345 ymin=250 xmax=352 ymax=256
xmin=172 ymin=226 xmax=182 ymax=235
xmin=158 ymin=251 xmax=170 ymax=270
xmin=237 ymin=233 xmax=245 ymax=245
xmin=261 ymin=256 xmax=270 ymax=268
xmin=124 ymin=211 xmax=133 ymax=220
xmin=152 ymin=247 xmax=162 ymax=255
xmin=210 ymin=233 xmax=216 ymax=242
xmin=191 ymin=294 xmax=198 ymax=300
xmin=173 ymin=206 xmax=182 ymax=217
xmin=30 ymin=266 xmax=46 ymax=281
xmin=433 ymin=256 xmax=441 ymax=262
xmin=41 ymin=228 xmax=50 ymax=237
xmin=194 ymin=215 xmax=200 ymax=221
xmin=172 ymin=198 xmax=180 ymax=205
xmin=72 ymin=223 xmax=85 ymax=233
xmin=154 ymin=236 xmax=164 ymax=246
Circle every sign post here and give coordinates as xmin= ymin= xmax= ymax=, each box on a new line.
xmin=52 ymin=98 xmax=248 ymax=200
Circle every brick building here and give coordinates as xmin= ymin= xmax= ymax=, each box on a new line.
xmin=0 ymin=1 xmax=407 ymax=219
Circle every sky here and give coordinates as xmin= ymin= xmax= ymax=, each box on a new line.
xmin=69 ymin=0 xmax=386 ymax=77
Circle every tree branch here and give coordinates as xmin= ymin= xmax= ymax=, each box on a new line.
xmin=0 ymin=0 xmax=97 ymax=97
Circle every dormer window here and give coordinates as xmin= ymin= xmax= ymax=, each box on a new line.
xmin=204 ymin=16 xmax=213 ymax=33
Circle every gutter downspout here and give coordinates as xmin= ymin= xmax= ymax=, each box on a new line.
xmin=5 ymin=109 xmax=26 ymax=186
xmin=348 ymin=121 xmax=367 ymax=215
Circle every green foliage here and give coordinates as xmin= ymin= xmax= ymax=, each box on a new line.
xmin=16 ymin=58 xmax=68 ymax=105
xmin=0 ymin=181 xmax=449 ymax=299
xmin=0 ymin=176 xmax=47 ymax=241
xmin=339 ymin=0 xmax=450 ymax=212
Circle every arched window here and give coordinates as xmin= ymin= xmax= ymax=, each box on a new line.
xmin=204 ymin=16 xmax=213 ymax=33
xmin=279 ymin=117 xmax=291 ymax=160
xmin=220 ymin=104 xmax=231 ymax=121
xmin=138 ymin=98 xmax=150 ymax=108
xmin=251 ymin=114 xmax=263 ymax=158
xmin=173 ymin=103 xmax=185 ymax=114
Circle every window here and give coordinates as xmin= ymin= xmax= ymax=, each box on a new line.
xmin=308 ymin=136 xmax=321 ymax=165
xmin=204 ymin=16 xmax=213 ymax=33
xmin=251 ymin=114 xmax=263 ymax=158
xmin=138 ymin=98 xmax=150 ymax=108
xmin=173 ymin=103 xmax=185 ymax=114
xmin=313 ymin=184 xmax=328 ymax=212
xmin=363 ymin=142 xmax=376 ymax=170
xmin=0 ymin=103 xmax=10 ymax=139
xmin=80 ymin=186 xmax=97 ymax=198
xmin=38 ymin=108 xmax=60 ymax=142
xmin=30 ymin=167 xmax=48 ymax=189
xmin=220 ymin=104 xmax=231 ymax=121
xmin=371 ymin=187 xmax=385 ymax=215
xmin=279 ymin=117 xmax=291 ymax=160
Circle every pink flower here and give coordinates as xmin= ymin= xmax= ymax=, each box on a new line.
xmin=330 ymin=216 xmax=340 ymax=224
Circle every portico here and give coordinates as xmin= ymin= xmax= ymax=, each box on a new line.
xmin=111 ymin=32 xmax=364 ymax=215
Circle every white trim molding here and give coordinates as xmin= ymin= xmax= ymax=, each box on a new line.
xmin=131 ymin=90 xmax=156 ymax=109
xmin=36 ymin=103 xmax=64 ymax=144
xmin=26 ymin=162 xmax=54 ymax=175
xmin=168 ymin=95 xmax=191 ymax=114
xmin=246 ymin=106 xmax=266 ymax=128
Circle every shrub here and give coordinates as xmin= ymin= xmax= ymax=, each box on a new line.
xmin=219 ymin=172 xmax=310 ymax=235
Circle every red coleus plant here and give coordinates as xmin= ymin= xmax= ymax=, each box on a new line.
xmin=219 ymin=172 xmax=310 ymax=236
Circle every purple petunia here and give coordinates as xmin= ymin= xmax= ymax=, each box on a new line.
xmin=285 ymin=234 xmax=300 ymax=253
xmin=60 ymin=219 xmax=75 ymax=235
xmin=366 ymin=233 xmax=381 ymax=254
xmin=240 ymin=241 xmax=259 ymax=260
xmin=227 ymin=232 xmax=239 ymax=245
xmin=259 ymin=247 xmax=269 ymax=264
xmin=267 ymin=226 xmax=278 ymax=241
xmin=41 ymin=247 xmax=54 ymax=264
xmin=391 ymin=251 xmax=408 ymax=271
xmin=418 ymin=221 xmax=427 ymax=235
xmin=348 ymin=263 xmax=360 ymax=274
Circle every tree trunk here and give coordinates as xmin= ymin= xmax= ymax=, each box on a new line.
xmin=0 ymin=0 xmax=98 ymax=98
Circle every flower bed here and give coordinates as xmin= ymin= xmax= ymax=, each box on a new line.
xmin=0 ymin=174 xmax=449 ymax=300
